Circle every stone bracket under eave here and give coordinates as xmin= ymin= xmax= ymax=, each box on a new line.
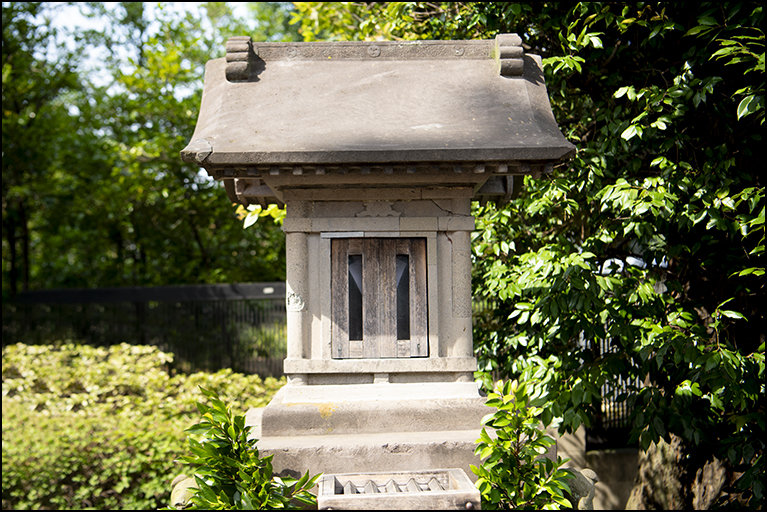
xmin=211 ymin=160 xmax=554 ymax=208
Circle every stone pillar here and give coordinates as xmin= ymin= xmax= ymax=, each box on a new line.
xmin=451 ymin=229 xmax=473 ymax=360
xmin=285 ymin=203 xmax=310 ymax=385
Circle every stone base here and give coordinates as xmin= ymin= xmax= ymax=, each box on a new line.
xmin=256 ymin=428 xmax=485 ymax=483
xmin=246 ymin=382 xmax=490 ymax=481
xmin=259 ymin=382 xmax=488 ymax=437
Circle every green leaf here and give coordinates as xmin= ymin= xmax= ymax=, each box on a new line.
xmin=481 ymin=412 xmax=496 ymax=425
xmin=198 ymin=386 xmax=220 ymax=400
xmin=720 ymin=309 xmax=747 ymax=320
xmin=492 ymin=415 xmax=512 ymax=427
xmin=621 ymin=125 xmax=640 ymax=140
xmin=737 ymin=95 xmax=761 ymax=120
xmin=686 ymin=25 xmax=713 ymax=36
xmin=185 ymin=423 xmax=214 ymax=436
xmin=640 ymin=430 xmax=653 ymax=451
xmin=541 ymin=408 xmax=553 ymax=427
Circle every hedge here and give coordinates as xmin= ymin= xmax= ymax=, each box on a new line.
xmin=2 ymin=342 xmax=285 ymax=510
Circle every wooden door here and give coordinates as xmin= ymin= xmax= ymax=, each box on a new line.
xmin=331 ymin=238 xmax=427 ymax=359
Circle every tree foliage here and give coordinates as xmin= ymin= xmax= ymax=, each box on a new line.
xmin=472 ymin=380 xmax=574 ymax=510
xmin=2 ymin=2 xmax=299 ymax=297
xmin=291 ymin=2 xmax=765 ymax=508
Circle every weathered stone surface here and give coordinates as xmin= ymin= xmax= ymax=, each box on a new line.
xmin=260 ymin=382 xmax=487 ymax=437
xmin=564 ymin=468 xmax=599 ymax=510
xmin=181 ymin=37 xmax=574 ymax=172
xmin=258 ymin=430 xmax=485 ymax=485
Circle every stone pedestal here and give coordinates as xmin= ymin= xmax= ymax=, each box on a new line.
xmin=248 ymin=382 xmax=489 ymax=481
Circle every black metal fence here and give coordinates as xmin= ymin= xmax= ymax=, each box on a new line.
xmin=585 ymin=336 xmax=642 ymax=449
xmin=2 ymin=283 xmax=287 ymax=378
xmin=4 ymin=284 xmax=636 ymax=441
xmin=472 ymin=300 xmax=638 ymax=447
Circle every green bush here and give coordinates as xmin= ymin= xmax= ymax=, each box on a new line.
xmin=173 ymin=386 xmax=320 ymax=509
xmin=472 ymin=379 xmax=574 ymax=510
xmin=1 ymin=342 xmax=285 ymax=510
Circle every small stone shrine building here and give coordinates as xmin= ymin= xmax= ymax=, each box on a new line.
xmin=182 ymin=34 xmax=574 ymax=480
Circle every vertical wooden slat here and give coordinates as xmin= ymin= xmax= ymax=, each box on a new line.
xmin=409 ymin=238 xmax=428 ymax=357
xmin=396 ymin=238 xmax=411 ymax=253
xmin=380 ymin=238 xmax=397 ymax=357
xmin=331 ymin=239 xmax=350 ymax=359
xmin=349 ymin=339 xmax=363 ymax=358
xmin=348 ymin=238 xmax=363 ymax=254
xmin=362 ymin=238 xmax=380 ymax=358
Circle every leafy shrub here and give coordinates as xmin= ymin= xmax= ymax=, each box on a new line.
xmin=174 ymin=386 xmax=319 ymax=509
xmin=472 ymin=379 xmax=574 ymax=510
xmin=2 ymin=343 xmax=285 ymax=510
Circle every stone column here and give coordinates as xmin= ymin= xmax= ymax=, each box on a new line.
xmin=451 ymin=229 xmax=473 ymax=361
xmin=284 ymin=202 xmax=311 ymax=385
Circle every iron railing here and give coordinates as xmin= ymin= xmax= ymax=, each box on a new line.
xmin=471 ymin=300 xmax=639 ymax=446
xmin=5 ymin=285 xmax=637 ymax=442
xmin=2 ymin=283 xmax=287 ymax=377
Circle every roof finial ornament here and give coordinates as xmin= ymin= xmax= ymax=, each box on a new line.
xmin=225 ymin=36 xmax=252 ymax=82
xmin=495 ymin=33 xmax=524 ymax=77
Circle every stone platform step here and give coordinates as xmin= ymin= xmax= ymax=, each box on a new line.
xmin=246 ymin=406 xmax=484 ymax=482
xmin=255 ymin=383 xmax=490 ymax=437
xmin=264 ymin=430 xmax=483 ymax=483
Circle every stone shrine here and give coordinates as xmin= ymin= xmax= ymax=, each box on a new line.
xmin=181 ymin=34 xmax=574 ymax=480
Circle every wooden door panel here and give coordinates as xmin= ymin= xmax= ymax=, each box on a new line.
xmin=332 ymin=238 xmax=427 ymax=359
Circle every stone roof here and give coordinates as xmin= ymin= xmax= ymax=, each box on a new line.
xmin=180 ymin=35 xmax=575 ymax=206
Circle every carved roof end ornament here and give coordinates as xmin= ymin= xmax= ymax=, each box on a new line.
xmin=225 ymin=36 xmax=252 ymax=82
xmin=495 ymin=33 xmax=525 ymax=77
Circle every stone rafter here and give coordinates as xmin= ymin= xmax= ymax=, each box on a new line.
xmin=209 ymin=161 xmax=552 ymax=180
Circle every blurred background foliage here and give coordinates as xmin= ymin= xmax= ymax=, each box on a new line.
xmin=3 ymin=2 xmax=300 ymax=296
